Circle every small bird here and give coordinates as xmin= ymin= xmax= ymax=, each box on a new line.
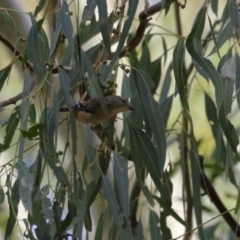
xmin=59 ymin=95 xmax=134 ymax=124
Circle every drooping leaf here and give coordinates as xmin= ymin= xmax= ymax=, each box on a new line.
xmin=113 ymin=153 xmax=129 ymax=218
xmin=208 ymin=21 xmax=232 ymax=57
xmin=27 ymin=20 xmax=49 ymax=78
xmin=129 ymin=125 xmax=171 ymax=206
xmin=0 ymin=65 xmax=12 ymax=92
xmin=132 ymin=69 xmax=166 ymax=172
xmin=18 ymin=75 xmax=33 ymax=214
xmin=149 ymin=210 xmax=162 ymax=240
xmin=94 ymin=213 xmax=104 ymax=240
xmin=134 ymin=220 xmax=144 ymax=240
xmin=59 ymin=0 xmax=74 ymax=56
xmin=0 ymin=186 xmax=4 ymax=204
xmin=96 ymin=0 xmax=111 ymax=55
xmin=59 ymin=67 xmax=71 ymax=105
xmin=76 ymin=190 xmax=88 ymax=240
xmin=101 ymin=174 xmax=125 ymax=227
xmin=120 ymin=222 xmax=133 ymax=240
xmin=82 ymin=0 xmax=97 ymax=21
xmin=152 ymin=195 xmax=187 ymax=228
xmin=34 ymin=0 xmax=46 ymax=17
xmin=0 ymin=9 xmax=20 ymax=37
xmin=228 ymin=0 xmax=239 ymax=39
xmin=186 ymin=6 xmax=223 ymax=111
xmin=211 ymin=0 xmax=218 ymax=16
xmin=104 ymin=0 xmax=138 ymax=79
xmin=204 ymin=93 xmax=226 ymax=164
xmin=0 ymin=106 xmax=20 ymax=153
xmin=5 ymin=179 xmax=20 ymax=240
xmin=190 ymin=150 xmax=205 ymax=240
xmin=235 ymin=54 xmax=240 ymax=109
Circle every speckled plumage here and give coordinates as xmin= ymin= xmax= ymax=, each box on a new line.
xmin=60 ymin=95 xmax=133 ymax=124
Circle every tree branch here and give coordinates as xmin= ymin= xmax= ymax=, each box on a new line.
xmin=199 ymin=156 xmax=240 ymax=237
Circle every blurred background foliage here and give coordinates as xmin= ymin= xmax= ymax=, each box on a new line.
xmin=0 ymin=0 xmax=240 ymax=239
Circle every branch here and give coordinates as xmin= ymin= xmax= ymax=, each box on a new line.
xmin=0 ymin=34 xmax=33 ymax=73
xmin=119 ymin=2 xmax=164 ymax=58
xmin=199 ymin=156 xmax=240 ymax=237
xmin=0 ymin=73 xmax=36 ymax=108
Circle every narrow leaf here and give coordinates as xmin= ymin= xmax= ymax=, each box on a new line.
xmin=0 ymin=106 xmax=20 ymax=152
xmin=186 ymin=6 xmax=223 ymax=110
xmin=129 ymin=125 xmax=171 ymax=205
xmin=96 ymin=0 xmax=111 ymax=55
xmin=82 ymin=0 xmax=97 ymax=21
xmin=101 ymin=175 xmax=124 ymax=227
xmin=0 ymin=66 xmax=12 ymax=91
xmin=113 ymin=153 xmax=129 ymax=218
xmin=149 ymin=210 xmax=162 ymax=240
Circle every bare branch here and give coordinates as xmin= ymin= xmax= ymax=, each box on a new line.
xmin=119 ymin=2 xmax=163 ymax=58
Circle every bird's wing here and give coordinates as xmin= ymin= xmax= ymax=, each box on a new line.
xmin=73 ymin=98 xmax=101 ymax=113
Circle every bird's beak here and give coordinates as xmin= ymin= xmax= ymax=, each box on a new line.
xmin=129 ymin=106 xmax=134 ymax=111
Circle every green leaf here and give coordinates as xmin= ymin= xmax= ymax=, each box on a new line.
xmin=160 ymin=95 xmax=174 ymax=128
xmin=228 ymin=0 xmax=239 ymax=39
xmin=163 ymin=0 xmax=175 ymax=15
xmin=21 ymin=123 xmax=45 ymax=140
xmin=208 ymin=21 xmax=232 ymax=57
xmin=129 ymin=125 xmax=171 ymax=205
xmin=5 ymin=179 xmax=20 ymax=240
xmin=59 ymin=68 xmax=71 ymax=105
xmin=190 ymin=150 xmax=205 ymax=240
xmin=27 ymin=21 xmax=48 ymax=78
xmin=49 ymin=12 xmax=62 ymax=55
xmin=149 ymin=210 xmax=162 ymax=240
xmin=101 ymin=174 xmax=125 ymax=227
xmin=0 ymin=9 xmax=20 ymax=37
xmin=18 ymin=162 xmax=34 ymax=214
xmin=0 ymin=65 xmax=12 ymax=92
xmin=96 ymin=1 xmax=111 ymax=55
xmin=34 ymin=0 xmax=46 ymax=17
xmin=218 ymin=104 xmax=239 ymax=159
xmin=218 ymin=56 xmax=235 ymax=121
xmin=80 ymin=14 xmax=101 ymax=45
xmin=207 ymin=15 xmax=220 ymax=59
xmin=0 ymin=185 xmax=4 ymax=204
xmin=160 ymin=210 xmax=172 ymax=239
xmin=29 ymin=103 xmax=36 ymax=123
xmin=113 ymin=153 xmax=129 ymax=218
xmin=217 ymin=45 xmax=233 ymax=72
xmin=83 ymin=125 xmax=100 ymax=181
xmin=104 ymin=0 xmax=138 ymax=78
xmin=47 ymin=160 xmax=68 ymax=184
xmin=236 ymin=54 xmax=240 ymax=109
xmin=120 ymin=222 xmax=133 ymax=240
xmin=82 ymin=0 xmax=97 ymax=21
xmin=211 ymin=0 xmax=218 ymax=16
xmin=173 ymin=37 xmax=189 ymax=110
xmin=204 ymin=93 xmax=226 ymax=164
xmin=133 ymin=69 xmax=166 ymax=172
xmin=186 ymin=6 xmax=223 ymax=111
xmin=94 ymin=213 xmax=104 ymax=240
xmin=81 ymin=49 xmax=105 ymax=105
xmin=59 ymin=0 xmax=74 ymax=56
xmin=160 ymin=63 xmax=172 ymax=104
xmin=0 ymin=106 xmax=20 ymax=153
xmin=134 ymin=220 xmax=143 ymax=240
xmin=235 ymin=182 xmax=240 ymax=215
xmin=152 ymin=195 xmax=187 ymax=228
xmin=76 ymin=190 xmax=88 ymax=240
